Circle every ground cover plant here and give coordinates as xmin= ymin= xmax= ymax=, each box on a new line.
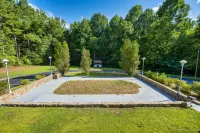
xmin=146 ymin=71 xmax=200 ymax=99
xmin=0 ymin=80 xmax=8 ymax=94
xmin=0 ymin=107 xmax=199 ymax=133
xmin=54 ymin=80 xmax=140 ymax=94
xmin=20 ymin=79 xmax=30 ymax=85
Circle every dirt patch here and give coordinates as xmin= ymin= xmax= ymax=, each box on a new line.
xmin=54 ymin=80 xmax=140 ymax=94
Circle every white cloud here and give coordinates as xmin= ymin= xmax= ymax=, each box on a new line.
xmin=197 ymin=0 xmax=200 ymax=4
xmin=152 ymin=6 xmax=159 ymax=12
xmin=46 ymin=11 xmax=54 ymax=18
xmin=65 ymin=23 xmax=70 ymax=29
xmin=81 ymin=16 xmax=84 ymax=19
xmin=28 ymin=3 xmax=39 ymax=10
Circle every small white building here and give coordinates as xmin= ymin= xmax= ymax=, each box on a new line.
xmin=93 ymin=60 xmax=103 ymax=68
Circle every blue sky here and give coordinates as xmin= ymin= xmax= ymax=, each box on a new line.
xmin=28 ymin=0 xmax=200 ymax=28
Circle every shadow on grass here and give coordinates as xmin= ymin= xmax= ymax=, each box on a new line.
xmin=65 ymin=71 xmax=129 ymax=78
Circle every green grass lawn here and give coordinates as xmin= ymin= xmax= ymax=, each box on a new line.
xmin=0 ymin=107 xmax=199 ymax=133
xmin=167 ymin=73 xmax=200 ymax=80
xmin=65 ymin=71 xmax=128 ymax=77
xmin=0 ymin=66 xmax=55 ymax=79
xmin=0 ymin=66 xmax=122 ymax=79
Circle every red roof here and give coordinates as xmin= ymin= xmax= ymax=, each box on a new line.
xmin=94 ymin=60 xmax=103 ymax=63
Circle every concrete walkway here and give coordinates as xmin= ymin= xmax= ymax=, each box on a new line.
xmin=12 ymin=77 xmax=176 ymax=103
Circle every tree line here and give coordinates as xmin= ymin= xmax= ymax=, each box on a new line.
xmin=0 ymin=0 xmax=200 ymax=74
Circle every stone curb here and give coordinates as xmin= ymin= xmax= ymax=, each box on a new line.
xmin=135 ymin=74 xmax=200 ymax=105
xmin=0 ymin=101 xmax=187 ymax=108
xmin=0 ymin=75 xmax=53 ymax=103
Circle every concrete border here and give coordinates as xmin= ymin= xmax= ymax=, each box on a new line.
xmin=136 ymin=74 xmax=200 ymax=105
xmin=0 ymin=101 xmax=187 ymax=108
xmin=0 ymin=75 xmax=54 ymax=103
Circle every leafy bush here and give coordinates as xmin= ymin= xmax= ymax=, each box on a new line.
xmin=6 ymin=56 xmax=17 ymax=66
xmin=28 ymin=53 xmax=43 ymax=65
xmin=151 ymin=72 xmax=159 ymax=82
xmin=15 ymin=59 xmax=24 ymax=66
xmin=192 ymin=82 xmax=200 ymax=96
xmin=158 ymin=73 xmax=168 ymax=85
xmin=21 ymin=57 xmax=31 ymax=65
xmin=146 ymin=71 xmax=153 ymax=78
xmin=20 ymin=79 xmax=30 ymax=85
xmin=0 ymin=80 xmax=8 ymax=94
xmin=35 ymin=74 xmax=45 ymax=80
xmin=167 ymin=78 xmax=176 ymax=89
xmin=181 ymin=81 xmax=192 ymax=94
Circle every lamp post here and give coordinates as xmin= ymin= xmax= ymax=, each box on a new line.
xmin=178 ymin=60 xmax=187 ymax=95
xmin=2 ymin=59 xmax=11 ymax=93
xmin=141 ymin=57 xmax=146 ymax=76
xmin=48 ymin=56 xmax=52 ymax=75
xmin=195 ymin=47 xmax=200 ymax=78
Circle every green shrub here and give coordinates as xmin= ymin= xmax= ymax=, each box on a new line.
xmin=167 ymin=78 xmax=176 ymax=89
xmin=21 ymin=57 xmax=31 ymax=65
xmin=0 ymin=80 xmax=8 ymax=94
xmin=35 ymin=74 xmax=45 ymax=80
xmin=181 ymin=81 xmax=192 ymax=94
xmin=151 ymin=72 xmax=159 ymax=82
xmin=15 ymin=59 xmax=24 ymax=66
xmin=28 ymin=53 xmax=43 ymax=65
xmin=192 ymin=82 xmax=200 ymax=96
xmin=146 ymin=71 xmax=153 ymax=78
xmin=20 ymin=79 xmax=30 ymax=85
xmin=167 ymin=78 xmax=175 ymax=85
xmin=158 ymin=73 xmax=167 ymax=85
xmin=6 ymin=56 xmax=17 ymax=66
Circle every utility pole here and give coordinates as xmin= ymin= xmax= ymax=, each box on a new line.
xmin=94 ymin=51 xmax=96 ymax=61
xmin=2 ymin=46 xmax=4 ymax=55
xmin=195 ymin=47 xmax=200 ymax=78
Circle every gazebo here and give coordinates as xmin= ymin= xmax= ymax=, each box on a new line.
xmin=93 ymin=60 xmax=103 ymax=68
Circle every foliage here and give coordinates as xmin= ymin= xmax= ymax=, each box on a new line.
xmin=0 ymin=80 xmax=8 ymax=94
xmin=145 ymin=71 xmax=199 ymax=96
xmin=80 ymin=48 xmax=92 ymax=76
xmin=35 ymin=74 xmax=45 ymax=80
xmin=181 ymin=81 xmax=192 ymax=94
xmin=192 ymin=82 xmax=200 ymax=96
xmin=0 ymin=0 xmax=65 ymax=67
xmin=54 ymin=41 xmax=70 ymax=76
xmin=20 ymin=79 xmax=30 ymax=85
xmin=119 ymin=39 xmax=140 ymax=76
xmin=0 ymin=0 xmax=199 ymax=74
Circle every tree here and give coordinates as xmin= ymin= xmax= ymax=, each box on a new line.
xmin=80 ymin=48 xmax=92 ymax=76
xmin=119 ymin=39 xmax=140 ymax=76
xmin=125 ymin=5 xmax=143 ymax=25
xmin=54 ymin=41 xmax=70 ymax=75
xmin=90 ymin=13 xmax=108 ymax=38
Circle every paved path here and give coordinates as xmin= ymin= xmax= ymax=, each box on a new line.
xmin=12 ymin=77 xmax=176 ymax=103
xmin=1 ymin=70 xmax=124 ymax=88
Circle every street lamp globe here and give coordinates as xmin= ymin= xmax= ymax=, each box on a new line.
xmin=1 ymin=59 xmax=11 ymax=93
xmin=142 ymin=57 xmax=146 ymax=60
xmin=178 ymin=60 xmax=187 ymax=95
xmin=141 ymin=57 xmax=146 ymax=76
xmin=2 ymin=59 xmax=9 ymax=64
xmin=180 ymin=60 xmax=187 ymax=66
xmin=48 ymin=56 xmax=52 ymax=59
